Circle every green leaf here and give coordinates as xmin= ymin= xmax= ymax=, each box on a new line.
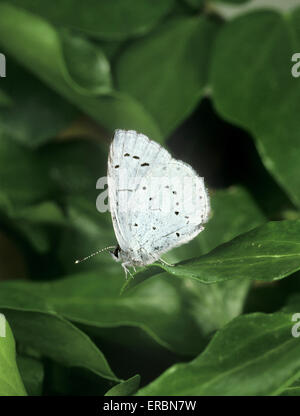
xmin=0 ymin=3 xmax=162 ymax=141
xmin=0 ymin=88 xmax=13 ymax=107
xmin=39 ymin=139 xmax=111 ymax=257
xmin=9 ymin=0 xmax=175 ymax=40
xmin=59 ymin=29 xmax=112 ymax=94
xmin=17 ymin=355 xmax=44 ymax=396
xmin=6 ymin=201 xmax=68 ymax=253
xmin=0 ymin=136 xmax=54 ymax=207
xmin=105 ymin=375 xmax=140 ymax=396
xmin=125 ymin=187 xmax=266 ymax=334
xmin=0 ymin=317 xmax=27 ymax=396
xmin=156 ymin=220 xmax=300 ymax=283
xmin=40 ymin=139 xmax=107 ymax=197
xmin=181 ymin=278 xmax=252 ymax=336
xmin=117 ymin=16 xmax=219 ymax=135
xmin=213 ymin=0 xmax=300 ymax=21
xmin=210 ymin=9 xmax=300 ymax=207
xmin=184 ymin=0 xmax=204 ymax=10
xmin=165 ymin=186 xmax=266 ymax=263
xmin=137 ymin=312 xmax=300 ymax=395
xmin=9 ymin=202 xmax=67 ymax=226
xmin=0 ymin=308 xmax=119 ymax=382
xmin=1 ymin=5 xmax=112 ymax=96
xmin=213 ymin=0 xmax=250 ymax=4
xmin=0 ymin=272 xmax=206 ymax=356
xmin=124 ymin=186 xmax=265 ymax=287
xmin=58 ymin=197 xmax=113 ymax=273
xmin=280 ymin=380 xmax=300 ymax=396
xmin=0 ymin=62 xmax=77 ymax=147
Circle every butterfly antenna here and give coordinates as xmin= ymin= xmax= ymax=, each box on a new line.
xmin=75 ymin=246 xmax=115 ymax=264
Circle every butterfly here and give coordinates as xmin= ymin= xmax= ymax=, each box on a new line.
xmin=76 ymin=129 xmax=210 ymax=278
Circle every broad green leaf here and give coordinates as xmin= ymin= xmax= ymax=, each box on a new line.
xmin=17 ymin=356 xmax=44 ymax=396
xmin=1 ymin=5 xmax=112 ymax=96
xmin=180 ymin=278 xmax=251 ymax=336
xmin=0 ymin=272 xmax=205 ymax=355
xmin=8 ymin=202 xmax=67 ymax=226
xmin=59 ymin=29 xmax=112 ymax=94
xmin=280 ymin=380 xmax=300 ymax=396
xmin=213 ymin=0 xmax=300 ymax=20
xmin=184 ymin=0 xmax=204 ymax=9
xmin=58 ymin=197 xmax=113 ymax=273
xmin=126 ymin=187 xmax=266 ymax=334
xmin=276 ymin=293 xmax=300 ymax=397
xmin=0 ymin=3 xmax=162 ymax=141
xmin=5 ymin=201 xmax=68 ymax=253
xmin=211 ymin=9 xmax=300 ymax=207
xmin=213 ymin=0 xmax=250 ymax=4
xmin=0 ymin=136 xmax=54 ymax=207
xmin=137 ymin=312 xmax=300 ymax=395
xmin=155 ymin=220 xmax=300 ymax=283
xmin=39 ymin=139 xmax=107 ymax=198
xmin=0 ymin=62 xmax=77 ymax=147
xmin=39 ymin=139 xmax=112 ymax=259
xmin=0 ymin=318 xmax=27 ymax=396
xmin=0 ymin=308 xmax=119 ymax=382
xmin=9 ymin=0 xmax=174 ymax=40
xmin=105 ymin=375 xmax=140 ymax=396
xmin=0 ymin=88 xmax=13 ymax=106
xmin=9 ymin=224 xmax=50 ymax=254
xmin=165 ymin=186 xmax=266 ymax=263
xmin=117 ymin=16 xmax=219 ymax=135
xmin=38 ymin=138 xmax=113 ymax=267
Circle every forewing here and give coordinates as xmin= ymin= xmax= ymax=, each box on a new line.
xmin=107 ymin=130 xmax=171 ymax=251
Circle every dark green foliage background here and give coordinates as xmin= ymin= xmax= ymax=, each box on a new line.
xmin=0 ymin=0 xmax=300 ymax=396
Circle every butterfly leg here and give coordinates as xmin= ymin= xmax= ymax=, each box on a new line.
xmin=121 ymin=262 xmax=135 ymax=279
xmin=159 ymin=258 xmax=174 ymax=267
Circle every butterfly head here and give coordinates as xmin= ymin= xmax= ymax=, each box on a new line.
xmin=110 ymin=244 xmax=121 ymax=263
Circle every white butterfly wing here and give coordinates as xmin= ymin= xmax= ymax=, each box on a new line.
xmin=107 ymin=129 xmax=171 ymax=253
xmin=128 ymin=160 xmax=210 ymax=263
